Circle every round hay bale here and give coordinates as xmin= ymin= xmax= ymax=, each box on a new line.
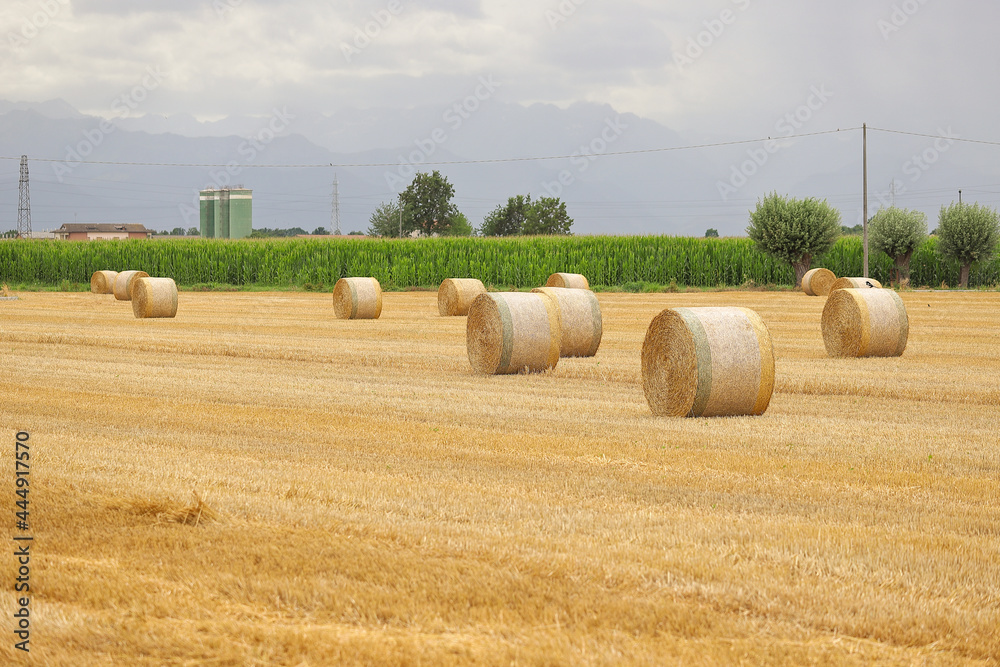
xmin=333 ymin=277 xmax=382 ymax=319
xmin=530 ymin=286 xmax=602 ymax=357
xmin=90 ymin=270 xmax=118 ymax=294
xmin=467 ymin=292 xmax=560 ymax=374
xmin=801 ymin=268 xmax=836 ymax=296
xmin=113 ymin=270 xmax=149 ymax=301
xmin=132 ymin=277 xmax=178 ymax=319
xmin=830 ymin=277 xmax=882 ymax=292
xmin=821 ymin=288 xmax=908 ymax=358
xmin=545 ymin=272 xmax=589 ymax=289
xmin=641 ymin=307 xmax=775 ymax=418
xmin=438 ymin=278 xmax=487 ymax=316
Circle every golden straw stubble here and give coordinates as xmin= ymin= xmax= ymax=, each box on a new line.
xmin=131 ymin=277 xmax=179 ymax=319
xmin=545 ymin=273 xmax=589 ymax=289
xmin=822 ymin=288 xmax=908 ymax=358
xmin=438 ymin=278 xmax=486 ymax=316
xmin=801 ymin=268 xmax=836 ymax=296
xmin=333 ymin=277 xmax=383 ymax=319
xmin=467 ymin=292 xmax=560 ymax=374
xmin=641 ymin=307 xmax=775 ymax=417
xmin=113 ymin=271 xmax=149 ymax=301
xmin=90 ymin=270 xmax=118 ymax=294
xmin=830 ymin=277 xmax=882 ymax=292
xmin=530 ymin=286 xmax=602 ymax=357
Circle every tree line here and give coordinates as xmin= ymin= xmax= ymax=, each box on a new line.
xmin=367 ymin=170 xmax=574 ymax=238
xmin=747 ymin=193 xmax=1000 ymax=288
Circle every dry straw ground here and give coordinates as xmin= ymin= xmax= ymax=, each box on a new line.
xmin=1 ymin=290 xmax=998 ymax=666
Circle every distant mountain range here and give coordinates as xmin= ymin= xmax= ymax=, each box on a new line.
xmin=1 ymin=99 xmax=995 ymax=236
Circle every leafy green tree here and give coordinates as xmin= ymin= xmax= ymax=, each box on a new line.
xmin=705 ymin=228 xmax=719 ymax=238
xmin=399 ymin=171 xmax=460 ymax=236
xmin=442 ymin=211 xmax=474 ymax=237
xmin=170 ymin=227 xmax=185 ymax=236
xmin=312 ymin=227 xmax=329 ymax=235
xmin=936 ymin=202 xmax=1000 ymax=287
xmin=186 ymin=227 xmax=200 ymax=236
xmin=480 ymin=195 xmax=531 ymax=236
xmin=523 ymin=196 xmax=573 ymax=235
xmin=746 ymin=193 xmax=841 ymax=288
xmin=367 ymin=201 xmax=406 ymax=238
xmin=841 ymin=223 xmax=864 ymax=235
xmin=869 ymin=207 xmax=926 ymax=285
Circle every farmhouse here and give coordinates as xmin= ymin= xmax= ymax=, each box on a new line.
xmin=52 ymin=223 xmax=154 ymax=240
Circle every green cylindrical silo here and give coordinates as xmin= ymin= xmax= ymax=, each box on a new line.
xmin=199 ymin=189 xmax=217 ymax=238
xmin=228 ymin=188 xmax=252 ymax=239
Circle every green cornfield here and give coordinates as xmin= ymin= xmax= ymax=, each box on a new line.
xmin=1 ymin=236 xmax=997 ymax=289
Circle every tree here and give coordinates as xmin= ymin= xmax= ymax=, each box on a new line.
xmin=705 ymin=228 xmax=719 ymax=238
xmin=746 ymin=193 xmax=841 ymax=288
xmin=936 ymin=202 xmax=1000 ymax=288
xmin=170 ymin=227 xmax=185 ymax=236
xmin=443 ymin=211 xmax=474 ymax=237
xmin=399 ymin=171 xmax=460 ymax=236
xmin=523 ymin=196 xmax=573 ymax=235
xmin=480 ymin=195 xmax=531 ymax=236
xmin=187 ymin=227 xmax=200 ymax=236
xmin=312 ymin=226 xmax=329 ymax=235
xmin=367 ymin=200 xmax=406 ymax=237
xmin=869 ymin=207 xmax=926 ymax=286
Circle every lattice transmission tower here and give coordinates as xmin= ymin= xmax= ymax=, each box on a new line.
xmin=17 ymin=155 xmax=31 ymax=239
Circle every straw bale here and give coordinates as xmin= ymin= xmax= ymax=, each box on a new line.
xmin=131 ymin=277 xmax=178 ymax=319
xmin=545 ymin=272 xmax=590 ymax=289
xmin=641 ymin=307 xmax=775 ymax=417
xmin=467 ymin=292 xmax=560 ymax=374
xmin=822 ymin=288 xmax=908 ymax=358
xmin=801 ymin=268 xmax=836 ymax=296
xmin=830 ymin=277 xmax=882 ymax=292
xmin=438 ymin=278 xmax=487 ymax=316
xmin=333 ymin=277 xmax=382 ymax=319
xmin=113 ymin=270 xmax=149 ymax=301
xmin=90 ymin=270 xmax=118 ymax=294
xmin=530 ymin=286 xmax=602 ymax=357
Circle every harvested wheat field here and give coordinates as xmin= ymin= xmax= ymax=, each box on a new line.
xmin=1 ymin=290 xmax=998 ymax=666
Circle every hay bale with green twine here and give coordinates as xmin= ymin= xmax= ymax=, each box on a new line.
xmin=801 ymin=267 xmax=836 ymax=296
xmin=467 ymin=292 xmax=560 ymax=374
xmin=545 ymin=272 xmax=589 ymax=289
xmin=113 ymin=271 xmax=149 ymax=301
xmin=830 ymin=277 xmax=882 ymax=292
xmin=530 ymin=286 xmax=602 ymax=357
xmin=333 ymin=277 xmax=382 ymax=319
xmin=641 ymin=307 xmax=775 ymax=418
xmin=132 ymin=277 xmax=178 ymax=319
xmin=90 ymin=270 xmax=118 ymax=294
xmin=822 ymin=288 xmax=908 ymax=358
xmin=438 ymin=278 xmax=486 ymax=316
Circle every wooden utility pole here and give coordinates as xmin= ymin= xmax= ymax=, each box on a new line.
xmin=862 ymin=124 xmax=869 ymax=278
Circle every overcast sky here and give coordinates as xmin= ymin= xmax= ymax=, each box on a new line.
xmin=3 ymin=0 xmax=998 ymax=139
xmin=2 ymin=0 xmax=999 ymax=235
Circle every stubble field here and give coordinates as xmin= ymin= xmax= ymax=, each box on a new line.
xmin=1 ymin=289 xmax=998 ymax=666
